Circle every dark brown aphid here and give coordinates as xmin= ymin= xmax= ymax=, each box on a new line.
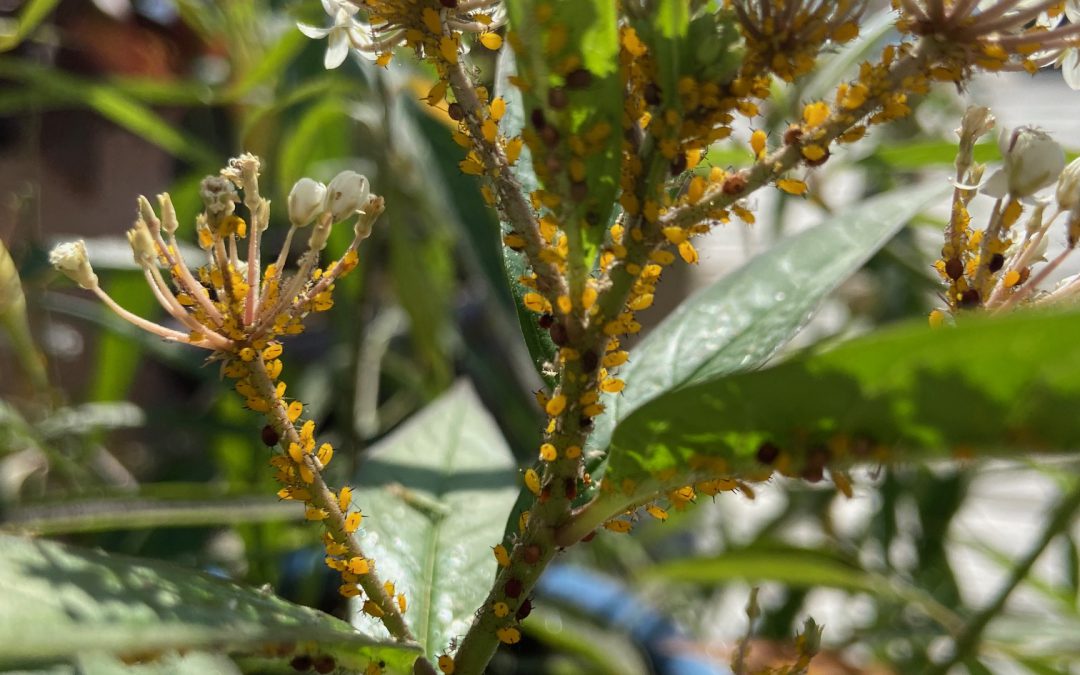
xmin=722 ymin=172 xmax=748 ymax=195
xmin=755 ymin=441 xmax=780 ymax=465
xmin=581 ymin=350 xmax=599 ymax=373
xmin=530 ymin=108 xmax=547 ymax=130
xmin=439 ymin=0 xmax=458 ymax=6
xmin=290 ymin=655 xmax=313 ymax=671
xmin=540 ymin=485 xmax=552 ymax=504
xmin=801 ymin=444 xmax=830 ymax=483
xmin=669 ymin=153 xmax=688 ymax=176
xmin=565 ymin=68 xmax=593 ymax=89
xmin=581 ymin=530 xmax=597 ymax=542
xmin=1017 ymin=267 xmax=1031 ymax=285
xmin=261 ymin=424 xmax=280 ymax=447
xmin=959 ymin=288 xmax=980 ymax=309
xmin=643 ymin=83 xmax=662 ymax=106
xmin=538 ymin=313 xmax=555 ymax=329
xmin=548 ymin=87 xmax=568 ymax=109
xmin=579 ymin=416 xmax=594 ymax=429
xmin=447 ymin=102 xmax=464 ymax=121
xmin=549 ymin=321 xmax=569 ymax=346
xmin=783 ymin=125 xmax=804 ymax=145
xmin=945 ymin=257 xmax=964 ymax=280
xmin=312 ymin=655 xmax=336 ymax=674
xmin=988 ymin=253 xmax=1005 ymax=273
xmin=570 ymin=181 xmax=589 ymax=202
xmin=516 ymin=598 xmax=533 ymax=620
xmin=505 ymin=578 xmax=523 ymax=598
xmin=523 ymin=545 xmax=542 ymax=564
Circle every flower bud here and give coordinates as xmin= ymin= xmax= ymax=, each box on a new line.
xmin=49 ymin=240 xmax=98 ymax=290
xmin=308 ymin=219 xmax=333 ymax=252
xmin=325 ymin=171 xmax=369 ymax=221
xmin=137 ymin=195 xmax=161 ymax=233
xmin=983 ymin=126 xmax=1065 ymax=199
xmin=128 ymin=218 xmax=158 ymax=267
xmin=158 ymin=193 xmax=179 ymax=235
xmin=1056 ymin=157 xmax=1080 ymax=211
xmin=199 ymin=175 xmax=239 ymax=216
xmin=287 ymin=178 xmax=327 ymax=227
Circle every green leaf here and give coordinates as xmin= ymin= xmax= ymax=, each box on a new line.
xmin=608 ymin=309 xmax=1080 ymax=491
xmin=0 ymin=0 xmax=59 ymax=52
xmin=494 ymin=45 xmax=558 ymax=386
xmin=351 ymin=382 xmax=519 ymax=661
xmin=504 ymin=0 xmax=621 ymax=269
xmin=644 ymin=545 xmax=876 ymax=593
xmin=588 ymin=181 xmax=950 ymax=455
xmin=0 ymin=533 xmax=420 ymax=672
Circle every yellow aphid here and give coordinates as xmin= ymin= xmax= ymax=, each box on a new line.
xmin=438 ymin=655 xmax=456 ymax=674
xmin=345 ymin=511 xmax=363 ymax=533
xmin=363 ymin=600 xmax=385 ymax=618
xmin=339 ymin=486 xmax=353 ymax=510
xmin=604 ymin=519 xmax=632 ymax=533
xmin=480 ymin=32 xmax=503 ymax=50
xmin=421 ymin=7 xmax=441 ymax=34
xmin=1004 ymin=270 xmax=1022 ymax=287
xmin=557 ymin=295 xmax=573 ymax=314
xmin=777 ymin=178 xmax=808 ymax=195
xmin=459 ymin=158 xmax=484 ymax=176
xmin=496 ymin=627 xmax=521 ymax=645
xmin=545 ymin=394 xmax=567 ymax=416
xmin=397 ymin=593 xmax=407 ymax=613
xmin=565 ymin=445 xmax=582 ymax=459
xmin=519 ymin=510 xmax=530 ymax=532
xmin=582 ymin=286 xmax=598 ymax=311
xmin=524 ymin=468 xmax=541 ymax=496
xmin=493 ymin=544 xmax=511 ymax=568
xmin=539 ymin=443 xmax=558 ymax=462
xmin=802 ymin=101 xmax=830 ymax=128
xmin=287 ymin=401 xmax=304 ymax=422
xmin=490 ymin=97 xmax=507 ymax=121
xmin=316 ymin=442 xmax=333 ymax=466
xmin=628 ymin=294 xmax=654 ymax=311
xmin=801 ymin=144 xmax=827 ymax=162
xmin=299 ymin=464 xmax=315 ymax=484
xmin=384 ymin=581 xmax=395 ymax=597
xmin=646 ymin=504 xmax=669 ymax=521
xmin=482 ymin=118 xmax=498 ymax=143
xmin=305 ymin=507 xmax=328 ymax=521
xmin=239 ymin=347 xmax=256 ymax=362
xmin=339 ymin=584 xmax=361 ymax=598
xmin=522 ymin=292 xmax=547 ymax=313
xmin=750 ymin=129 xmax=767 ymax=158
xmin=678 ymin=241 xmax=699 ymax=265
xmin=439 ymin=36 xmax=459 ymax=63
xmin=493 ymin=602 xmax=510 ymax=618
xmin=348 ymin=557 xmax=370 ymax=575
xmin=262 ymin=343 xmax=283 ymax=360
xmin=928 ymin=309 xmax=946 ymax=328
xmin=287 ymin=442 xmax=306 ymax=464
xmin=600 ymin=378 xmax=625 ymax=394
xmin=504 ymin=137 xmax=524 ymax=164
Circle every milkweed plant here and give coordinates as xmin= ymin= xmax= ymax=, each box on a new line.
xmin=34 ymin=1 xmax=1080 ymax=674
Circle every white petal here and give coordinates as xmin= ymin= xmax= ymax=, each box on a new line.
xmin=297 ymin=22 xmax=331 ymax=39
xmin=982 ymin=169 xmax=1008 ymax=198
xmin=1067 ymin=0 xmax=1080 ymax=23
xmin=1063 ymin=50 xmax=1080 ymax=90
xmin=325 ymin=29 xmax=350 ymax=69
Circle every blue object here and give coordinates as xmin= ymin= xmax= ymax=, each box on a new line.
xmin=536 ymin=564 xmax=731 ymax=675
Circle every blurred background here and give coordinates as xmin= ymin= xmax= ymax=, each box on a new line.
xmin=2 ymin=1 xmax=1080 ymax=673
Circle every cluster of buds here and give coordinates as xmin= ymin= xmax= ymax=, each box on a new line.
xmin=49 ymin=156 xmax=412 ymax=633
xmin=931 ymin=108 xmax=1080 ymax=323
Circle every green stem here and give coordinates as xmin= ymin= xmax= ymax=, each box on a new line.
xmin=927 ymin=479 xmax=1080 ymax=675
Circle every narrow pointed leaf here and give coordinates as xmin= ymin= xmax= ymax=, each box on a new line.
xmin=0 ymin=533 xmax=419 ymax=672
xmin=351 ymin=382 xmax=519 ymax=661
xmin=589 ymin=181 xmax=950 ymax=454
xmin=608 ymin=310 xmax=1080 ymax=491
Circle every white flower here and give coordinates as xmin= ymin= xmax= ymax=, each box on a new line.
xmin=982 ymin=126 xmax=1066 ymax=199
xmin=287 ymin=178 xmax=328 ymax=227
xmin=1057 ymin=157 xmax=1080 ymax=211
xmin=325 ymin=171 xmax=370 ymax=221
xmin=297 ymin=0 xmax=371 ymax=69
xmin=49 ymin=241 xmax=98 ymax=290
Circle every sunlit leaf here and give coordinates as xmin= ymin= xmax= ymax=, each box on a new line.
xmin=0 ymin=534 xmax=420 ymax=672
xmin=607 ymin=310 xmax=1080 ymax=493
xmin=588 ymin=181 xmax=949 ymax=456
xmin=351 ymin=382 xmax=519 ymax=661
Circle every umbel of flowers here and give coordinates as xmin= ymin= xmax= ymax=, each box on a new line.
xmin=49 ymin=155 xmax=414 ymax=642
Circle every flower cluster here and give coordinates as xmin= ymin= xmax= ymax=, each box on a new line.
xmin=299 ymin=0 xmax=506 ymax=69
xmin=49 ymin=155 xmax=412 ymax=636
xmin=931 ymin=108 xmax=1080 ymax=321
